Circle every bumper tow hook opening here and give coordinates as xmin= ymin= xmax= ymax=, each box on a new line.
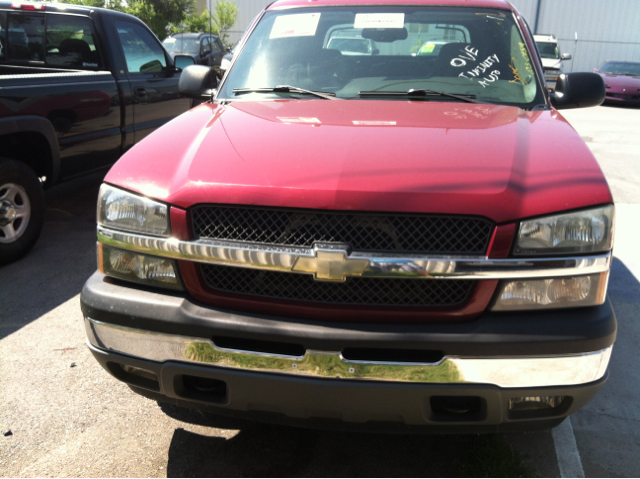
xmin=429 ymin=396 xmax=485 ymax=422
xmin=178 ymin=375 xmax=228 ymax=404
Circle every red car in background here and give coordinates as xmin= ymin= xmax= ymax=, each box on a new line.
xmin=594 ymin=60 xmax=640 ymax=106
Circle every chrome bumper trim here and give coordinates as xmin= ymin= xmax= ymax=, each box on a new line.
xmin=97 ymin=226 xmax=612 ymax=281
xmin=85 ymin=318 xmax=612 ymax=388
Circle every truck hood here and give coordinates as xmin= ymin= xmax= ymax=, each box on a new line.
xmin=106 ymin=99 xmax=611 ymax=224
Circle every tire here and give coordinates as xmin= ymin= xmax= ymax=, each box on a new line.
xmin=0 ymin=159 xmax=45 ymax=266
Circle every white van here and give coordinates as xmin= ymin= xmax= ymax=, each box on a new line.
xmin=534 ymin=34 xmax=572 ymax=91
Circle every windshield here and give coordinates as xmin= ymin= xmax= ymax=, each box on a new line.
xmin=162 ymin=36 xmax=200 ymax=54
xmin=219 ymin=6 xmax=544 ymax=107
xmin=535 ymin=41 xmax=559 ymax=59
xmin=598 ymin=61 xmax=640 ymax=76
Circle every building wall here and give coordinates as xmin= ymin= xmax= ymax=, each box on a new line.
xmin=509 ymin=0 xmax=640 ymax=72
xmin=223 ymin=0 xmax=640 ymax=69
xmin=194 ymin=0 xmax=207 ymax=15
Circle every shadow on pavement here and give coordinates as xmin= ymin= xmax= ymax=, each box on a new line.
xmin=165 ymin=422 xmax=462 ymax=477
xmin=571 ymin=256 xmax=640 ymax=477
xmin=0 ymin=170 xmax=106 ymax=339
xmin=161 ymin=403 xmax=542 ymax=478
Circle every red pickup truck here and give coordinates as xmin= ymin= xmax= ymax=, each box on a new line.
xmin=81 ymin=0 xmax=614 ymax=433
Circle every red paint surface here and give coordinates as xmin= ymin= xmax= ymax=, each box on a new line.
xmin=178 ymin=260 xmax=499 ymax=323
xmin=488 ymin=223 xmax=516 ymax=258
xmin=107 ymin=100 xmax=612 ymax=224
xmin=169 ymin=207 xmax=191 ymax=241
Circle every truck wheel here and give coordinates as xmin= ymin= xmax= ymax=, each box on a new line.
xmin=0 ymin=159 xmax=45 ymax=266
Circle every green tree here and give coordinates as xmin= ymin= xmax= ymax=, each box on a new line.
xmin=169 ymin=1 xmax=238 ymax=47
xmin=126 ymin=0 xmax=195 ymax=39
xmin=211 ymin=0 xmax=238 ymax=48
xmin=174 ymin=10 xmax=211 ymax=34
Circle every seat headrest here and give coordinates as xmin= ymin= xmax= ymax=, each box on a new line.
xmin=59 ymin=38 xmax=91 ymax=59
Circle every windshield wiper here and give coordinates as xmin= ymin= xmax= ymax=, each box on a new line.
xmin=359 ymin=89 xmax=477 ymax=103
xmin=233 ymin=85 xmax=338 ymax=100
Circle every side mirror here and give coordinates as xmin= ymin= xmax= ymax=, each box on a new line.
xmin=550 ymin=72 xmax=605 ymax=110
xmin=561 ymin=53 xmax=572 ymax=60
xmin=174 ymin=54 xmax=195 ymax=71
xmin=179 ymin=64 xmax=217 ymax=98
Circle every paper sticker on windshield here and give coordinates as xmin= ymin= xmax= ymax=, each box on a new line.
xmin=419 ymin=43 xmax=436 ymax=54
xmin=270 ymin=13 xmax=321 ymax=39
xmin=354 ymin=13 xmax=404 ymax=29
xmin=164 ymin=37 xmax=176 ymax=43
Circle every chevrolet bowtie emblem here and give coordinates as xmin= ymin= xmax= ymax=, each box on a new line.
xmin=292 ymin=249 xmax=370 ymax=282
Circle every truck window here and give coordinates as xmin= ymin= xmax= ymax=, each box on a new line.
xmin=115 ymin=20 xmax=167 ymax=73
xmin=7 ymin=13 xmax=44 ymax=62
xmin=214 ymin=37 xmax=223 ymax=53
xmin=0 ymin=12 xmax=6 ymax=60
xmin=45 ymin=14 xmax=103 ymax=69
xmin=201 ymin=36 xmax=210 ymax=53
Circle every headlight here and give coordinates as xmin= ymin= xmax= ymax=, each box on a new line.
xmin=491 ymin=272 xmax=608 ymax=311
xmin=514 ymin=206 xmax=614 ymax=256
xmin=99 ymin=244 xmax=183 ymax=290
xmin=98 ymin=184 xmax=169 ymax=237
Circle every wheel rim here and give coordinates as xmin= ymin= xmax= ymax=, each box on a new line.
xmin=0 ymin=183 xmax=31 ymax=244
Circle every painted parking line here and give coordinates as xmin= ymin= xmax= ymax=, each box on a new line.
xmin=552 ymin=417 xmax=585 ymax=478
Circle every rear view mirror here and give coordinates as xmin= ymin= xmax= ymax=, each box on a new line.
xmin=550 ymin=72 xmax=605 ymax=110
xmin=140 ymin=60 xmax=163 ymax=73
xmin=179 ymin=65 xmax=217 ymax=98
xmin=361 ymin=28 xmax=408 ymax=42
xmin=561 ymin=53 xmax=572 ymax=60
xmin=174 ymin=54 xmax=195 ymax=71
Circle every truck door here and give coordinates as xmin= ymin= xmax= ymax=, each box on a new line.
xmin=211 ymin=36 xmax=224 ymax=68
xmin=115 ymin=19 xmax=191 ymax=143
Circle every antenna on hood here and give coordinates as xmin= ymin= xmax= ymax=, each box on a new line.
xmin=209 ymin=0 xmax=216 ymax=103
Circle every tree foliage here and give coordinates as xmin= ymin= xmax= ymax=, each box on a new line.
xmin=48 ymin=0 xmax=238 ymax=43
xmin=171 ymin=1 xmax=238 ymax=48
xmin=211 ymin=0 xmax=238 ymax=47
xmin=178 ymin=10 xmax=211 ymax=35
xmin=126 ymin=0 xmax=195 ymax=39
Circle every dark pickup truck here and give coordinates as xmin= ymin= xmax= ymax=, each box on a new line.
xmin=0 ymin=1 xmax=195 ymax=264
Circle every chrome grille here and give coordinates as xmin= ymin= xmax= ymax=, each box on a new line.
xmin=200 ymin=264 xmax=475 ymax=307
xmin=191 ymin=206 xmax=493 ymax=254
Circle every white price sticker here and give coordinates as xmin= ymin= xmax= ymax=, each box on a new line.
xmin=270 ymin=13 xmax=321 ymax=39
xmin=277 ymin=117 xmax=321 ymax=124
xmin=354 ymin=13 xmax=404 ymax=29
xmin=352 ymin=121 xmax=397 ymax=126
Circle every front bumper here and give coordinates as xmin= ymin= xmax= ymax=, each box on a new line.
xmin=81 ymin=272 xmax=616 ymax=431
xmin=604 ymin=92 xmax=640 ymax=104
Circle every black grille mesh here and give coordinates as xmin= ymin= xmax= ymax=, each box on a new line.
xmin=200 ymin=264 xmax=474 ymax=307
xmin=191 ymin=206 xmax=493 ymax=254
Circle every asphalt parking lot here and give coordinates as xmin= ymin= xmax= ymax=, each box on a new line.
xmin=1 ymin=104 xmax=639 ymax=477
